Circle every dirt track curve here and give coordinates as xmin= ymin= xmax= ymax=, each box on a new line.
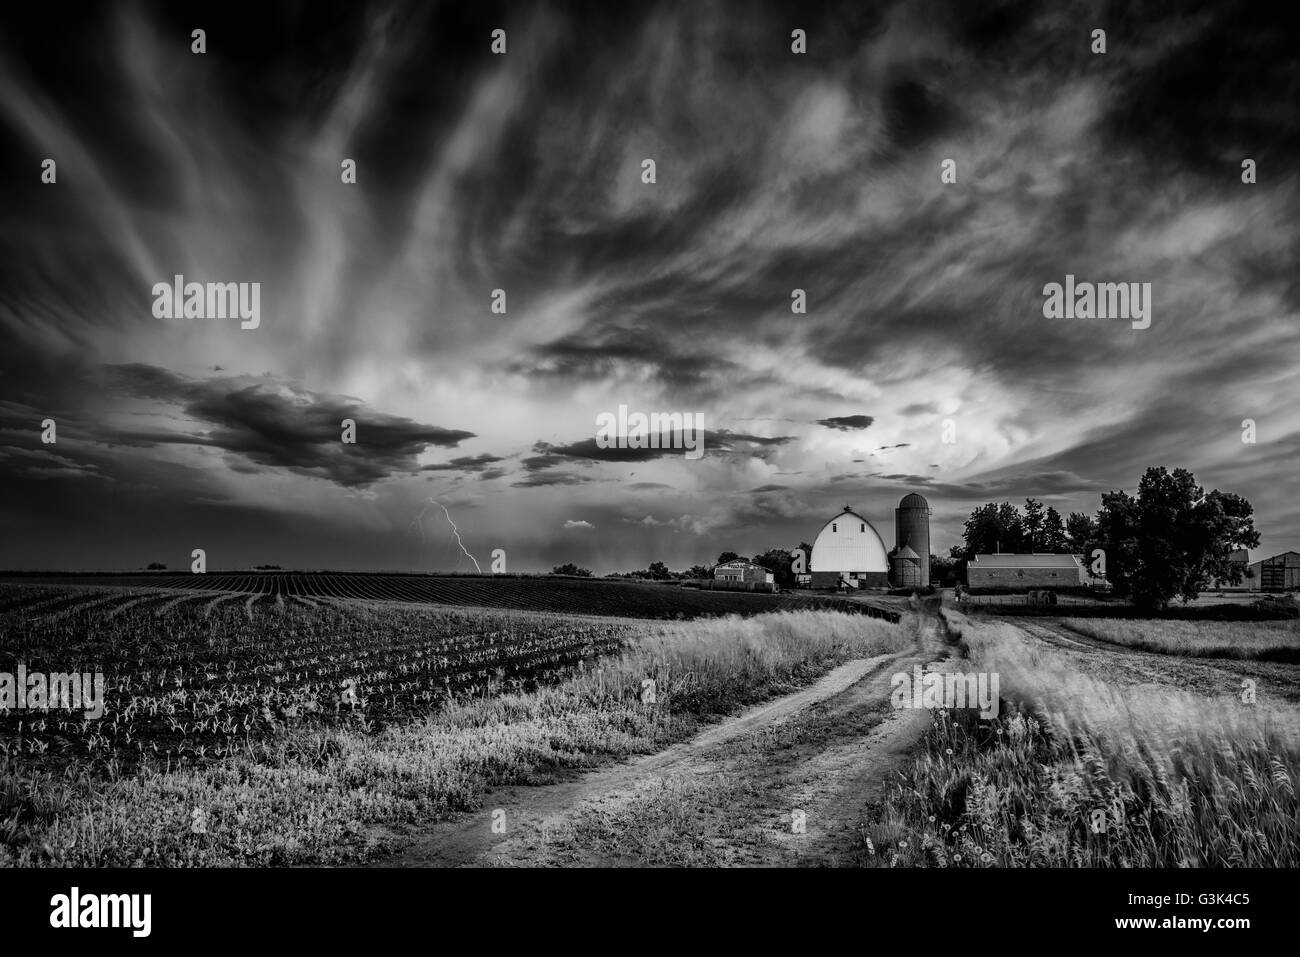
xmin=374 ymin=604 xmax=954 ymax=867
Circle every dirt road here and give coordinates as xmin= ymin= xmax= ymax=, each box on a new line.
xmin=1013 ymin=617 xmax=1300 ymax=703
xmin=377 ymin=609 xmax=953 ymax=867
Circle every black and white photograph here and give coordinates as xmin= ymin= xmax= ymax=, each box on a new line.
xmin=0 ymin=0 xmax=1295 ymax=940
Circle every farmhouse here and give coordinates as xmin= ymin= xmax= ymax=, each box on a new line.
xmin=712 ymin=559 xmax=774 ymax=585
xmin=967 ymin=553 xmax=1086 ymax=589
xmin=1246 ymin=551 xmax=1300 ymax=592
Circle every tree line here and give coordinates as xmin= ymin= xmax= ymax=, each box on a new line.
xmin=951 ymin=466 xmax=1259 ymax=611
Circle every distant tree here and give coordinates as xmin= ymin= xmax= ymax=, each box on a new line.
xmin=960 ymin=501 xmax=1026 ymax=557
xmin=550 ymin=563 xmax=593 ymax=577
xmin=1095 ymin=466 xmax=1260 ymax=611
xmin=751 ymin=547 xmax=798 ymax=587
xmin=946 ymin=545 xmax=970 ymax=583
xmin=930 ymin=554 xmax=960 ymax=587
xmin=1041 ymin=506 xmax=1069 ymax=553
xmin=685 ymin=564 xmax=712 ymax=579
xmin=997 ymin=502 xmax=1026 ymax=552
xmin=1065 ymin=512 xmax=1098 ymax=556
xmin=646 ymin=561 xmax=672 ymax=580
xmin=716 ymin=551 xmax=739 ymax=564
xmin=1023 ymin=499 xmax=1045 ymax=552
xmin=147 ymin=562 xmax=167 ymax=570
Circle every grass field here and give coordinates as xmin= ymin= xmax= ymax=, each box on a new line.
xmin=1061 ymin=617 xmax=1300 ymax=662
xmin=961 ymin=591 xmax=1299 ymax=621
xmin=0 ymin=583 xmax=911 ymax=866
xmin=862 ymin=610 xmax=1300 ymax=867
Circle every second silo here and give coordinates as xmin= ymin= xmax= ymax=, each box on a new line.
xmin=895 ymin=493 xmax=932 ymax=588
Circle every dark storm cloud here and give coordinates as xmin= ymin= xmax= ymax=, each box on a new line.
xmin=510 ymin=471 xmax=593 ymax=489
xmin=421 ymin=453 xmax=505 ymax=473
xmin=900 ymin=402 xmax=939 ymax=416
xmin=816 ymin=415 xmax=874 ymax=431
xmin=522 ymin=430 xmax=794 ymax=471
xmin=525 ymin=437 xmax=686 ymax=466
xmin=515 ymin=327 xmax=743 ymax=392
xmin=102 ymin=364 xmax=474 ymax=488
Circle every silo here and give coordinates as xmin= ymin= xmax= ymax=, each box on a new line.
xmin=895 ymin=493 xmax=931 ymax=587
xmin=891 ymin=545 xmax=922 ymax=588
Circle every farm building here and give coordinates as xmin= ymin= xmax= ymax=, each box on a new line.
xmin=809 ymin=506 xmax=891 ymax=589
xmin=890 ymin=493 xmax=932 ymax=588
xmin=712 ymin=559 xmax=774 ymax=585
xmin=1246 ymin=551 xmax=1300 ymax=592
xmin=967 ymin=553 xmax=1087 ymax=589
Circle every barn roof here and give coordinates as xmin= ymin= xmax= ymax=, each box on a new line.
xmin=1251 ymin=551 xmax=1300 ymax=566
xmin=970 ymin=553 xmax=1083 ymax=568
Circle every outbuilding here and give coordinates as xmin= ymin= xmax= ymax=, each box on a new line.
xmin=966 ymin=553 xmax=1086 ymax=589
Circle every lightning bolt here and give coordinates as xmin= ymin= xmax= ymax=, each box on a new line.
xmin=414 ymin=499 xmax=481 ymax=573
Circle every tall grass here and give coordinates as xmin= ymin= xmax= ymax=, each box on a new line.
xmin=864 ymin=610 xmax=1299 ymax=866
xmin=1062 ymin=617 xmax=1300 ymax=662
xmin=1 ymin=610 xmax=911 ymax=867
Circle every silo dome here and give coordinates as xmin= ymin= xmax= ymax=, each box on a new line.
xmin=810 ymin=507 xmax=889 ymax=575
xmin=899 ymin=492 xmax=929 ymax=509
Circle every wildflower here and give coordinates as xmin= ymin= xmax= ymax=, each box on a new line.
xmin=190 ymin=808 xmax=208 ymax=835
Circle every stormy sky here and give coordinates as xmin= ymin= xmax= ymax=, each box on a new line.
xmin=1 ymin=0 xmax=1297 ymax=573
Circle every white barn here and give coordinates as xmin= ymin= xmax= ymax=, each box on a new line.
xmin=809 ymin=506 xmax=890 ymax=588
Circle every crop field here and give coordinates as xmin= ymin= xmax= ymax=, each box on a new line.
xmin=0 ymin=573 xmax=901 ymax=622
xmin=0 ymin=584 xmax=634 ymax=774
xmin=0 ymin=581 xmax=912 ymax=867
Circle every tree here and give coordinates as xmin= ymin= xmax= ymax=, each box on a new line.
xmin=551 ymin=563 xmax=592 ymax=577
xmin=685 ymin=564 xmax=712 ymax=579
xmin=959 ymin=501 xmax=1026 ymax=558
xmin=751 ymin=547 xmax=800 ymax=587
xmin=1023 ymin=499 xmax=1045 ymax=552
xmin=147 ymin=562 xmax=167 ymax=570
xmin=1095 ymin=467 xmax=1260 ymax=611
xmin=1041 ymin=506 xmax=1069 ymax=553
xmin=930 ymin=554 xmax=960 ymax=586
xmin=997 ymin=502 xmax=1026 ymax=552
xmin=646 ymin=561 xmax=672 ymax=580
xmin=716 ymin=551 xmax=739 ymax=564
xmin=1065 ymin=512 xmax=1097 ymax=556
